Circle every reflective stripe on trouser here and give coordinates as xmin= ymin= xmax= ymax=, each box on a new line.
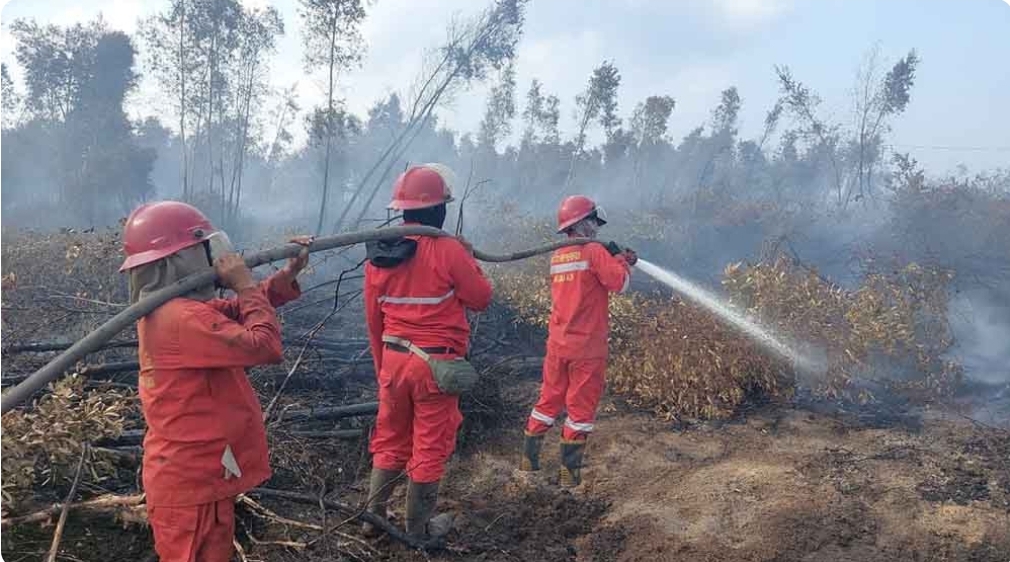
xmin=524 ymin=352 xmax=607 ymax=440
xmin=148 ymin=498 xmax=235 ymax=562
xmin=370 ymin=347 xmax=464 ymax=483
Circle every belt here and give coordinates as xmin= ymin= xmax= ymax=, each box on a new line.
xmin=384 ymin=341 xmax=457 ymax=356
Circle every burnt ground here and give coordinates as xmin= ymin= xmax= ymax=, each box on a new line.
xmin=5 ymin=370 xmax=1008 ymax=562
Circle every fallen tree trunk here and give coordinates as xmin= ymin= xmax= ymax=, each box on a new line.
xmin=1 ymin=361 xmax=141 ymax=387
xmin=1 ymin=494 xmax=146 ymax=528
xmin=277 ymin=402 xmax=379 ymax=422
xmin=3 ymin=340 xmax=139 ymax=354
xmin=2 ymin=226 xmax=590 ymax=414
xmin=97 ymin=403 xmax=378 ymax=447
xmin=250 ymin=487 xmax=440 ymax=551
xmin=286 ymin=429 xmax=364 ymax=439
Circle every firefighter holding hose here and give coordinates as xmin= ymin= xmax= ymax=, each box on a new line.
xmin=519 ymin=195 xmax=637 ymax=487
xmin=119 ymin=201 xmax=310 ymax=562
xmin=362 ymin=164 xmax=493 ymax=539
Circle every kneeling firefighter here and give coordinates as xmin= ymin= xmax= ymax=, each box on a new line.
xmin=519 ymin=195 xmax=637 ymax=486
xmin=120 ymin=201 xmax=309 ymax=562
xmin=363 ymin=164 xmax=493 ymax=539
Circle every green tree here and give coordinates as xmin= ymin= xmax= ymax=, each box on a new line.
xmin=8 ymin=20 xmax=154 ymax=223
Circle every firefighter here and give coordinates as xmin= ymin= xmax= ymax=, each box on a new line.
xmin=519 ymin=195 xmax=637 ymax=487
xmin=120 ymin=201 xmax=309 ymax=562
xmin=362 ymin=164 xmax=493 ymax=540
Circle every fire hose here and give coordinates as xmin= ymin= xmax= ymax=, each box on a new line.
xmin=1 ymin=225 xmax=591 ymax=414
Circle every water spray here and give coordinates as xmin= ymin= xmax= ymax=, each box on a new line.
xmin=634 ymin=258 xmax=825 ymax=374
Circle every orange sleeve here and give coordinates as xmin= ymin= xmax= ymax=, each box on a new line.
xmin=588 ymin=243 xmax=631 ymax=293
xmin=363 ymin=265 xmax=385 ymax=377
xmin=177 ymin=288 xmax=284 ymax=368
xmin=207 ymin=271 xmax=301 ymax=320
xmin=445 ymin=240 xmax=493 ymax=311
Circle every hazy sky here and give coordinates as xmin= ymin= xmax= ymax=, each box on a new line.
xmin=2 ymin=0 xmax=1008 ymax=173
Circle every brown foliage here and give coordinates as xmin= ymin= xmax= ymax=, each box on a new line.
xmin=496 ymin=252 xmax=962 ymax=420
xmin=1 ymin=377 xmax=136 ymax=511
xmin=723 ymin=257 xmax=961 ymax=399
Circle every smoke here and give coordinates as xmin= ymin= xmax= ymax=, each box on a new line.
xmin=948 ymin=292 xmax=1010 ymax=385
xmin=2 ymin=9 xmax=1009 ymax=391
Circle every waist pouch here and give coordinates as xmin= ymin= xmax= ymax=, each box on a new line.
xmin=381 ymin=335 xmax=479 ymax=395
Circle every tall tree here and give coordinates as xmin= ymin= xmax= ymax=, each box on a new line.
xmin=1 ymin=63 xmax=21 ymax=129
xmin=225 ymin=6 xmax=283 ymax=221
xmin=141 ymin=0 xmax=244 ymax=203
xmin=9 ymin=19 xmax=105 ymax=122
xmin=8 ymin=19 xmax=154 ymax=223
xmin=567 ymin=60 xmax=621 ymax=185
xmin=477 ymin=62 xmax=517 ymax=151
xmin=299 ymin=0 xmax=367 ymax=235
xmin=521 ymin=78 xmax=560 ymax=146
xmin=628 ymin=94 xmax=675 ymax=193
xmin=630 ymin=95 xmax=675 ymax=147
xmin=776 ymin=47 xmax=919 ymax=207
xmin=851 ymin=47 xmax=919 ymax=203
xmin=339 ymin=0 xmax=529 ymax=231
xmin=141 ymin=1 xmax=196 ymax=198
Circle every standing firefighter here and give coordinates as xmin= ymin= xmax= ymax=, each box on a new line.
xmin=519 ymin=195 xmax=637 ymax=486
xmin=362 ymin=164 xmax=493 ymax=540
xmin=120 ymin=201 xmax=308 ymax=562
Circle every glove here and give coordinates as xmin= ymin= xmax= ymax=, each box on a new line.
xmin=622 ymin=248 xmax=638 ymax=267
xmin=604 ymin=241 xmax=625 ymax=256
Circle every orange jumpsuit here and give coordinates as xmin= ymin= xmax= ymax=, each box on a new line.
xmin=137 ymin=273 xmax=299 ymax=562
xmin=526 ymin=242 xmax=630 ymax=440
xmin=364 ymin=232 xmax=493 ymax=483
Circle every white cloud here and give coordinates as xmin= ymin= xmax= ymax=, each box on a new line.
xmin=707 ymin=0 xmax=793 ymax=29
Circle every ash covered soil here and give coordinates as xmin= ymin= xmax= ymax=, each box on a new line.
xmin=6 ymin=373 xmax=1008 ymax=562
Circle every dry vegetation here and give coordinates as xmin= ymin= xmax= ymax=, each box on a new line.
xmin=2 ymin=204 xmax=1008 ymax=561
xmin=494 ymin=251 xmax=960 ymax=420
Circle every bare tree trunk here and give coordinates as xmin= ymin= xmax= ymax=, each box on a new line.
xmin=565 ymin=97 xmax=597 ymax=187
xmin=229 ymin=63 xmax=255 ymax=222
xmin=315 ymin=23 xmax=339 ymax=236
xmin=178 ymin=1 xmax=190 ymax=200
xmin=207 ymin=31 xmax=216 ymax=200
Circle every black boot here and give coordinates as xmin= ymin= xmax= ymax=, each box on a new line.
xmin=405 ymin=480 xmax=453 ymax=540
xmin=559 ymin=439 xmax=586 ymax=488
xmin=362 ymin=468 xmax=402 ymax=537
xmin=519 ymin=432 xmax=545 ymax=471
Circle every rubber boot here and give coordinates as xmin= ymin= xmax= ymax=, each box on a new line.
xmin=405 ymin=480 xmax=453 ymax=540
xmin=559 ymin=439 xmax=587 ymax=488
xmin=361 ymin=468 xmax=402 ymax=537
xmin=519 ymin=432 xmax=545 ymax=471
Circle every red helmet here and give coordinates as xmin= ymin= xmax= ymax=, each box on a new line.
xmin=119 ymin=201 xmax=216 ymax=271
xmin=557 ymin=195 xmax=607 ymax=233
xmin=388 ymin=164 xmax=455 ymax=211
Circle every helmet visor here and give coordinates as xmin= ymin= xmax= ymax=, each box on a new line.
xmin=205 ymin=231 xmax=235 ymax=265
xmin=593 ymin=205 xmax=608 ymax=226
